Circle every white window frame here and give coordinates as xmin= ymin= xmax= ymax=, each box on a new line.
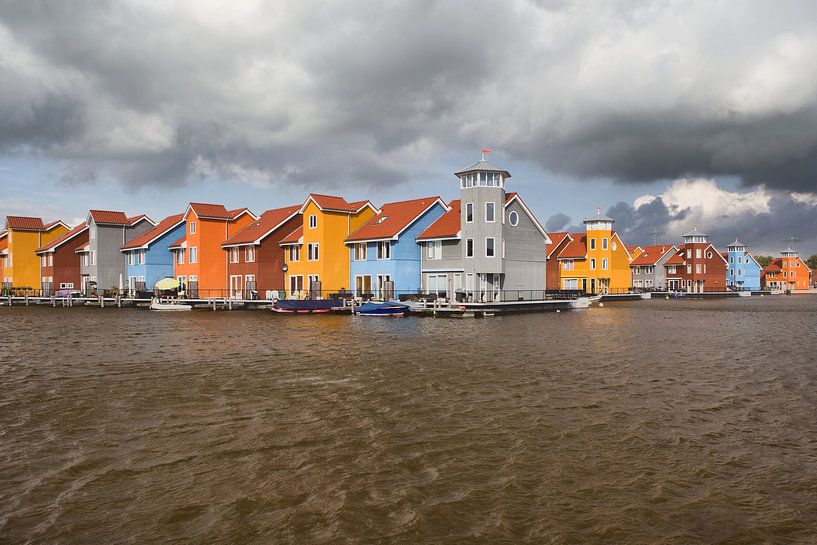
xmin=590 ymin=238 xmax=596 ymax=250
xmin=288 ymin=246 xmax=300 ymax=262
xmin=229 ymin=247 xmax=240 ymax=263
xmin=508 ymin=211 xmax=519 ymax=226
xmin=590 ymin=258 xmax=596 ymax=270
xmin=246 ymin=246 xmax=256 ymax=263
xmin=602 ymin=238 xmax=608 ymax=250
xmin=377 ymin=241 xmax=390 ymax=260
xmin=308 ymin=243 xmax=319 ymax=261
xmin=138 ymin=250 xmax=145 ymax=265
xmin=308 ymin=214 xmax=317 ymax=229
xmin=426 ymin=241 xmax=441 ymax=260
xmin=602 ymin=258 xmax=608 ymax=270
xmin=189 ymin=247 xmax=198 ymax=264
xmin=354 ymin=243 xmax=367 ymax=261
xmin=175 ymin=250 xmax=185 ymax=265
xmin=189 ymin=221 xmax=196 ymax=234
xmin=465 ymin=203 xmax=474 ymax=223
xmin=485 ymin=237 xmax=495 ymax=258
xmin=465 ymin=238 xmax=474 ymax=258
xmin=485 ymin=202 xmax=495 ymax=223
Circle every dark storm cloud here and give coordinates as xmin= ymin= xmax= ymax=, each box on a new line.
xmin=545 ymin=212 xmax=570 ymax=232
xmin=2 ymin=1 xmax=817 ymax=194
xmin=604 ymin=192 xmax=817 ymax=255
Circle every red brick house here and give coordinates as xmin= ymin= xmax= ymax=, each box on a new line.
xmin=663 ymin=229 xmax=728 ymax=292
xmin=221 ymin=205 xmax=301 ymax=299
xmin=34 ymin=222 xmax=90 ymax=295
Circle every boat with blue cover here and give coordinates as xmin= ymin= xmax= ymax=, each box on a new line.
xmin=272 ymin=299 xmax=342 ymax=313
xmin=354 ymin=301 xmax=410 ymax=317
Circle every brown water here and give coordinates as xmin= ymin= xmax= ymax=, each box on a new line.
xmin=1 ymin=296 xmax=816 ymax=544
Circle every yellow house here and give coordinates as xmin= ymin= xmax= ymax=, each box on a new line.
xmin=551 ymin=211 xmax=633 ymax=294
xmin=279 ymin=194 xmax=377 ymax=297
xmin=3 ymin=216 xmax=69 ymax=290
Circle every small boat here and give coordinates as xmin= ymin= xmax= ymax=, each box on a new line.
xmin=150 ymin=297 xmax=192 ymax=311
xmin=272 ymin=299 xmax=341 ymax=314
xmin=354 ymin=301 xmax=410 ymax=317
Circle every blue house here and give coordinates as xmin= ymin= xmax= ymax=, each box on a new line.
xmin=345 ymin=197 xmax=447 ymax=299
xmin=120 ymin=213 xmax=186 ymax=293
xmin=725 ymin=239 xmax=762 ymax=291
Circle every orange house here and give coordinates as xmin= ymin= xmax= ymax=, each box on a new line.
xmin=170 ymin=203 xmax=256 ymax=297
xmin=2 ymin=216 xmax=69 ymax=290
xmin=761 ymin=247 xmax=812 ymax=291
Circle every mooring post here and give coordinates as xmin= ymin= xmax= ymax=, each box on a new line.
xmin=25 ymin=295 xmax=29 ymax=306
xmin=117 ymin=295 xmax=121 ymax=308
xmin=100 ymin=295 xmax=104 ymax=308
xmin=52 ymin=296 xmax=56 ymax=307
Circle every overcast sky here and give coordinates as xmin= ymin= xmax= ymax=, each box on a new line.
xmin=2 ymin=0 xmax=817 ymax=255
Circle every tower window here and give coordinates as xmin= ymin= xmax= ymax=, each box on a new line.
xmin=486 ymin=237 xmax=495 ymax=257
xmin=485 ymin=202 xmax=495 ymax=223
xmin=465 ymin=203 xmax=474 ymax=223
xmin=466 ymin=238 xmax=474 ymax=258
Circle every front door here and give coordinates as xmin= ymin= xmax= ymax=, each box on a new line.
xmin=230 ymin=275 xmax=243 ymax=299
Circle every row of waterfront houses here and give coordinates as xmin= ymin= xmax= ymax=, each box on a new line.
xmin=1 ymin=157 xmax=814 ymax=300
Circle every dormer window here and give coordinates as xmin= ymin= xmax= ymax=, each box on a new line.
xmin=375 ymin=216 xmax=389 ymax=225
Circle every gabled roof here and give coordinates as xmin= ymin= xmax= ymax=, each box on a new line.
xmin=416 ymin=200 xmax=461 ymax=241
xmin=279 ymin=225 xmax=304 ymax=246
xmin=121 ymin=213 xmax=185 ymax=251
xmin=6 ymin=216 xmax=45 ymax=231
xmin=346 ymin=197 xmax=446 ymax=243
xmin=222 ymin=205 xmax=301 ymax=248
xmin=626 ymin=244 xmax=642 ymax=254
xmin=89 ymin=210 xmax=129 ymax=225
xmin=631 ymin=245 xmax=677 ymax=266
xmin=184 ymin=203 xmax=257 ymax=221
xmin=300 ymin=194 xmax=378 ymax=215
xmin=665 ymin=250 xmax=685 ymax=266
xmin=127 ymin=214 xmax=155 ymax=227
xmin=168 ymin=236 xmax=187 ymax=250
xmin=43 ymin=220 xmax=69 ymax=231
xmin=546 ymin=232 xmax=572 ymax=259
xmin=36 ymin=222 xmax=89 ymax=253
xmin=557 ymin=233 xmax=588 ymax=259
xmin=504 ymin=192 xmax=551 ymax=243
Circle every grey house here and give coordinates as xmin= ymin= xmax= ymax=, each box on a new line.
xmin=78 ymin=210 xmax=155 ymax=294
xmin=630 ymin=244 xmax=677 ymax=290
xmin=416 ymin=156 xmax=551 ymax=301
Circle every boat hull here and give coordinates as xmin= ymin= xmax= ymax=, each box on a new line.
xmin=272 ymin=299 xmax=342 ymax=313
xmin=354 ymin=302 xmax=410 ymax=317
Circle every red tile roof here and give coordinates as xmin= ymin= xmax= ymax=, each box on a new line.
xmin=416 ymin=200 xmax=461 ymax=240
xmin=75 ymin=243 xmax=90 ymax=253
xmin=306 ymin=194 xmax=375 ymax=213
xmin=279 ymin=225 xmax=303 ymax=245
xmin=188 ymin=202 xmax=231 ymax=219
xmin=122 ymin=214 xmax=184 ymax=250
xmin=631 ymin=245 xmax=675 ymax=266
xmin=127 ymin=214 xmax=154 ymax=226
xmin=223 ymin=206 xmax=301 ymax=247
xmin=6 ymin=216 xmax=45 ymax=230
xmin=546 ymin=232 xmax=571 ymax=258
xmin=43 ymin=220 xmax=67 ymax=231
xmin=168 ymin=235 xmax=187 ymax=249
xmin=346 ymin=197 xmax=443 ymax=242
xmin=36 ymin=222 xmax=88 ymax=253
xmin=89 ymin=210 xmax=130 ymax=225
xmin=665 ymin=251 xmax=685 ymax=265
xmin=557 ymin=233 xmax=588 ymax=259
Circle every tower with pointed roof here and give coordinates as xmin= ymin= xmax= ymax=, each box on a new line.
xmin=455 ymin=152 xmax=509 ymax=286
xmin=725 ymin=238 xmax=761 ymax=291
xmin=417 ymin=153 xmax=551 ymax=301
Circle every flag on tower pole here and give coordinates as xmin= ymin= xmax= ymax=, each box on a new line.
xmin=481 ymin=148 xmax=491 ymax=160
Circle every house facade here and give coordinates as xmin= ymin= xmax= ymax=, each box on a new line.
xmin=77 ymin=210 xmax=155 ymax=294
xmin=761 ymin=247 xmax=811 ymax=291
xmin=34 ymin=222 xmax=90 ymax=295
xmin=171 ymin=203 xmax=257 ymax=297
xmin=550 ymin=212 xmax=633 ymax=294
xmin=345 ymin=196 xmax=447 ymax=299
xmin=416 ymin=157 xmax=551 ymax=301
xmin=725 ymin=240 xmax=761 ymax=291
xmin=630 ymin=245 xmax=677 ymax=291
xmin=663 ymin=229 xmax=728 ymax=292
xmin=2 ymin=216 xmax=69 ymax=290
xmin=545 ymin=232 xmax=572 ymax=291
xmin=221 ymin=205 xmax=301 ymax=299
xmin=120 ymin=213 xmax=186 ymax=294
xmin=280 ymin=194 xmax=377 ymax=298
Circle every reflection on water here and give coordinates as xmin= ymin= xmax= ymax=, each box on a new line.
xmin=1 ymin=296 xmax=817 ymax=544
